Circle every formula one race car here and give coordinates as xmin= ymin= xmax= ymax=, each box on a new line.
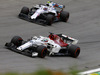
xmin=5 ymin=33 xmax=80 ymax=58
xmin=18 ymin=1 xmax=69 ymax=25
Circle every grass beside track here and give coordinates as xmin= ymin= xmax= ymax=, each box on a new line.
xmin=0 ymin=68 xmax=79 ymax=75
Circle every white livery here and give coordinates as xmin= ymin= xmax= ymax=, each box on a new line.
xmin=19 ymin=1 xmax=69 ymax=25
xmin=5 ymin=33 xmax=80 ymax=58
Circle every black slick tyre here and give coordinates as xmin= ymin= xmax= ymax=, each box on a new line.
xmin=68 ymin=45 xmax=80 ymax=58
xmin=60 ymin=11 xmax=69 ymax=22
xmin=11 ymin=36 xmax=23 ymax=47
xmin=20 ymin=7 xmax=29 ymax=15
xmin=46 ymin=14 xmax=54 ymax=26
xmin=37 ymin=46 xmax=47 ymax=58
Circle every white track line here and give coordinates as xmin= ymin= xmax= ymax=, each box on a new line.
xmin=79 ymin=68 xmax=100 ymax=75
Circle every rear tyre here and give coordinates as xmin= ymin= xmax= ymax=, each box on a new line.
xmin=46 ymin=14 xmax=54 ymax=26
xmin=68 ymin=45 xmax=80 ymax=58
xmin=60 ymin=11 xmax=69 ymax=22
xmin=11 ymin=36 xmax=23 ymax=47
xmin=37 ymin=46 xmax=47 ymax=58
xmin=20 ymin=7 xmax=29 ymax=15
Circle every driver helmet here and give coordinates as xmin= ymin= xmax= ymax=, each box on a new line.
xmin=47 ymin=0 xmax=52 ymax=3
xmin=43 ymin=39 xmax=48 ymax=42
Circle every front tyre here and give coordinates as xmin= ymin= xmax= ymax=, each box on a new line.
xmin=46 ymin=14 xmax=54 ymax=26
xmin=20 ymin=7 xmax=29 ymax=15
xmin=60 ymin=11 xmax=69 ymax=22
xmin=11 ymin=36 xmax=23 ymax=47
xmin=37 ymin=46 xmax=47 ymax=58
xmin=68 ymin=45 xmax=80 ymax=58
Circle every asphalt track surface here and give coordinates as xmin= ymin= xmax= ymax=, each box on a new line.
xmin=0 ymin=0 xmax=100 ymax=73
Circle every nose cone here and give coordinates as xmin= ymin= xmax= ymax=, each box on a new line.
xmin=17 ymin=47 xmax=22 ymax=51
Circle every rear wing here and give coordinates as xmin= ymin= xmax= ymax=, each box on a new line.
xmin=57 ymin=34 xmax=78 ymax=45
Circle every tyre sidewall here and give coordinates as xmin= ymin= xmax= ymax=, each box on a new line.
xmin=11 ymin=36 xmax=23 ymax=47
xmin=60 ymin=11 xmax=69 ymax=22
xmin=68 ymin=45 xmax=80 ymax=58
xmin=37 ymin=46 xmax=47 ymax=58
xmin=21 ymin=7 xmax=29 ymax=15
xmin=46 ymin=14 xmax=54 ymax=26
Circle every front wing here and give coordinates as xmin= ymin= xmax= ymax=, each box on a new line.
xmin=5 ymin=42 xmax=34 ymax=57
xmin=18 ymin=13 xmax=60 ymax=25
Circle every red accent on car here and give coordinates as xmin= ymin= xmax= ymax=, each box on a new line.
xmin=75 ymin=48 xmax=80 ymax=57
xmin=53 ymin=4 xmax=58 ymax=7
xmin=49 ymin=34 xmax=68 ymax=47
xmin=55 ymin=4 xmax=58 ymax=7
xmin=18 ymin=38 xmax=23 ymax=41
xmin=41 ymin=48 xmax=47 ymax=57
xmin=57 ymin=13 xmax=60 ymax=19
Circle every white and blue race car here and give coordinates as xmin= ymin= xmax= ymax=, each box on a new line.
xmin=18 ymin=1 xmax=69 ymax=25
